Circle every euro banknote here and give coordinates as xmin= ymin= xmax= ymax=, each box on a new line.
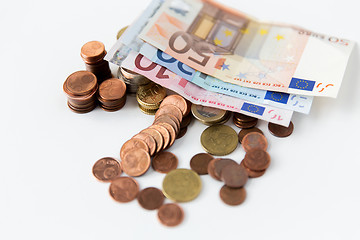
xmin=122 ymin=50 xmax=293 ymax=126
xmin=138 ymin=0 xmax=354 ymax=97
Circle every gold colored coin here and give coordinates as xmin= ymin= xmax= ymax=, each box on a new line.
xmin=116 ymin=26 xmax=128 ymax=40
xmin=191 ymin=104 xmax=228 ymax=125
xmin=136 ymin=82 xmax=166 ymax=107
xmin=200 ymin=125 xmax=238 ymax=156
xmin=162 ymin=169 xmax=202 ymax=202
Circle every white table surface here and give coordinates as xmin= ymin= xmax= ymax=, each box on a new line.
xmin=1 ymin=0 xmax=360 ymax=239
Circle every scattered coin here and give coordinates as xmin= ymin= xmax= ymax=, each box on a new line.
xmin=152 ymin=152 xmax=178 ymax=173
xmin=244 ymin=149 xmax=271 ymax=171
xmin=133 ymin=132 xmax=157 ymax=156
xmin=141 ymin=128 xmax=164 ymax=153
xmin=219 ymin=185 xmax=246 ymax=206
xmin=213 ymin=159 xmax=238 ymax=180
xmin=137 ymin=187 xmax=165 ymax=210
xmin=120 ymin=138 xmax=149 ymax=160
xmin=238 ymin=127 xmax=264 ymax=143
xmin=109 ymin=177 xmax=139 ymax=203
xmin=201 ymin=125 xmax=238 ymax=156
xmin=157 ymin=203 xmax=184 ymax=227
xmin=220 ymin=164 xmax=248 ymax=188
xmin=207 ymin=158 xmax=222 ymax=181
xmin=160 ymin=95 xmax=188 ymax=116
xmin=162 ymin=169 xmax=202 ymax=202
xmin=242 ymin=132 xmax=268 ymax=152
xmin=92 ymin=157 xmax=122 ymax=182
xmin=121 ymin=148 xmax=151 ymax=177
xmin=190 ymin=153 xmax=214 ymax=175
xmin=268 ymin=121 xmax=294 ymax=138
xmin=240 ymin=161 xmax=266 ymax=178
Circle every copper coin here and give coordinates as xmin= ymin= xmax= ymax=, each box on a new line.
xmin=244 ymin=149 xmax=271 ymax=171
xmin=80 ymin=41 xmax=106 ymax=64
xmin=155 ymin=105 xmax=183 ymax=122
xmin=176 ymin=127 xmax=187 ymax=139
xmin=157 ymin=122 xmax=176 ymax=148
xmin=242 ymin=132 xmax=268 ymax=152
xmin=207 ymin=158 xmax=222 ymax=181
xmin=67 ymin=101 xmax=96 ymax=114
xmin=63 ymin=71 xmax=97 ymax=96
xmin=220 ymin=185 xmax=246 ymax=206
xmin=240 ymin=161 xmax=266 ymax=178
xmin=233 ymin=112 xmax=257 ymax=122
xmin=180 ymin=114 xmax=193 ymax=129
xmin=152 ymin=152 xmax=178 ymax=173
xmin=109 ymin=177 xmax=139 ymax=203
xmin=214 ymin=159 xmax=238 ymax=180
xmin=238 ymin=127 xmax=264 ymax=143
xmin=121 ymin=148 xmax=151 ymax=177
xmin=154 ymin=114 xmax=179 ymax=134
xmin=92 ymin=157 xmax=122 ymax=182
xmin=160 ymin=95 xmax=188 ymax=116
xmin=137 ymin=187 xmax=165 ymax=210
xmin=220 ymin=164 xmax=248 ymax=188
xmin=141 ymin=128 xmax=164 ymax=154
xmin=184 ymin=99 xmax=192 ymax=116
xmin=190 ymin=153 xmax=214 ymax=175
xmin=133 ymin=133 xmax=157 ymax=156
xmin=98 ymin=78 xmax=126 ymax=101
xmin=120 ymin=138 xmax=149 ymax=160
xmin=268 ymin=121 xmax=294 ymax=138
xmin=149 ymin=124 xmax=170 ymax=150
xmin=233 ymin=118 xmax=258 ymax=129
xmin=157 ymin=203 xmax=184 ymax=227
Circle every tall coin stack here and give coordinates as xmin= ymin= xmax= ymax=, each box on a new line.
xmin=97 ymin=78 xmax=127 ymax=112
xmin=118 ymin=67 xmax=150 ymax=95
xmin=81 ymin=41 xmax=112 ymax=83
xmin=136 ymin=82 xmax=167 ymax=115
xmin=63 ymin=71 xmax=98 ymax=113
xmin=191 ymin=104 xmax=230 ymax=126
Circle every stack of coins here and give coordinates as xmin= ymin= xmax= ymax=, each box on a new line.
xmin=63 ymin=71 xmax=98 ymax=113
xmin=233 ymin=112 xmax=258 ymax=129
xmin=136 ymin=82 xmax=167 ymax=115
xmin=200 ymin=125 xmax=238 ymax=156
xmin=97 ymin=78 xmax=127 ymax=111
xmin=81 ymin=41 xmax=112 ymax=83
xmin=118 ymin=67 xmax=150 ymax=95
xmin=191 ymin=104 xmax=230 ymax=125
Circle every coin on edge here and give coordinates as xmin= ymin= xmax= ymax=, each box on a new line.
xmin=201 ymin=125 xmax=238 ymax=156
xmin=162 ymin=169 xmax=202 ymax=202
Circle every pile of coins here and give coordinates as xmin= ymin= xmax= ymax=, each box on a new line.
xmin=191 ymin=104 xmax=230 ymax=125
xmin=118 ymin=67 xmax=151 ymax=95
xmin=97 ymin=78 xmax=127 ymax=111
xmin=81 ymin=41 xmax=112 ymax=83
xmin=136 ymin=82 xmax=166 ymax=115
xmin=63 ymin=71 xmax=98 ymax=113
xmin=233 ymin=112 xmax=258 ymax=129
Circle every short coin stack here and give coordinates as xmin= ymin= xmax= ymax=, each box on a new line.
xmin=191 ymin=104 xmax=230 ymax=126
xmin=118 ymin=67 xmax=150 ymax=95
xmin=200 ymin=125 xmax=238 ymax=156
xmin=97 ymin=78 xmax=127 ymax=111
xmin=233 ymin=113 xmax=258 ymax=129
xmin=136 ymin=82 xmax=167 ymax=115
xmin=63 ymin=71 xmax=98 ymax=113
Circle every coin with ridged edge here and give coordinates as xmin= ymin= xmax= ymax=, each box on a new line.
xmin=201 ymin=125 xmax=238 ymax=156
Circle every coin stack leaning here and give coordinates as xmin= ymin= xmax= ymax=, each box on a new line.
xmin=97 ymin=78 xmax=127 ymax=111
xmin=136 ymin=82 xmax=167 ymax=115
xmin=191 ymin=104 xmax=230 ymax=126
xmin=63 ymin=71 xmax=98 ymax=113
xmin=118 ymin=67 xmax=150 ymax=95
xmin=81 ymin=41 xmax=112 ymax=83
xmin=233 ymin=112 xmax=258 ymax=129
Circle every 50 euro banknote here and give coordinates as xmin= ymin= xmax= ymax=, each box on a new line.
xmin=105 ymin=0 xmax=313 ymax=114
xmin=138 ymin=0 xmax=354 ymax=97
xmin=122 ymin=50 xmax=293 ymax=126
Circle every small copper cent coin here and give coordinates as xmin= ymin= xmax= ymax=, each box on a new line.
xmin=268 ymin=121 xmax=294 ymax=138
xmin=238 ymin=127 xmax=264 ymax=143
xmin=207 ymin=158 xmax=222 ymax=181
xmin=149 ymin=124 xmax=170 ymax=150
xmin=120 ymin=138 xmax=149 ymax=160
xmin=157 ymin=122 xmax=176 ymax=148
xmin=121 ymin=148 xmax=151 ymax=177
xmin=242 ymin=132 xmax=268 ymax=152
xmin=109 ymin=177 xmax=139 ymax=203
xmin=63 ymin=71 xmax=97 ymax=96
xmin=141 ymin=128 xmax=164 ymax=153
xmin=152 ymin=152 xmax=178 ymax=173
xmin=244 ymin=149 xmax=271 ymax=171
xmin=155 ymin=105 xmax=183 ymax=122
xmin=132 ymin=133 xmax=157 ymax=156
xmin=176 ymin=127 xmax=187 ymax=139
xmin=160 ymin=95 xmax=188 ymax=116
xmin=220 ymin=185 xmax=246 ymax=206
xmin=190 ymin=153 xmax=214 ymax=175
xmin=241 ymin=161 xmax=266 ymax=178
xmin=157 ymin=203 xmax=184 ymax=227
xmin=213 ymin=159 xmax=238 ymax=180
xmin=137 ymin=187 xmax=165 ymax=210
xmin=92 ymin=157 xmax=122 ymax=182
xmin=98 ymin=78 xmax=126 ymax=101
xmin=220 ymin=164 xmax=248 ymax=188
